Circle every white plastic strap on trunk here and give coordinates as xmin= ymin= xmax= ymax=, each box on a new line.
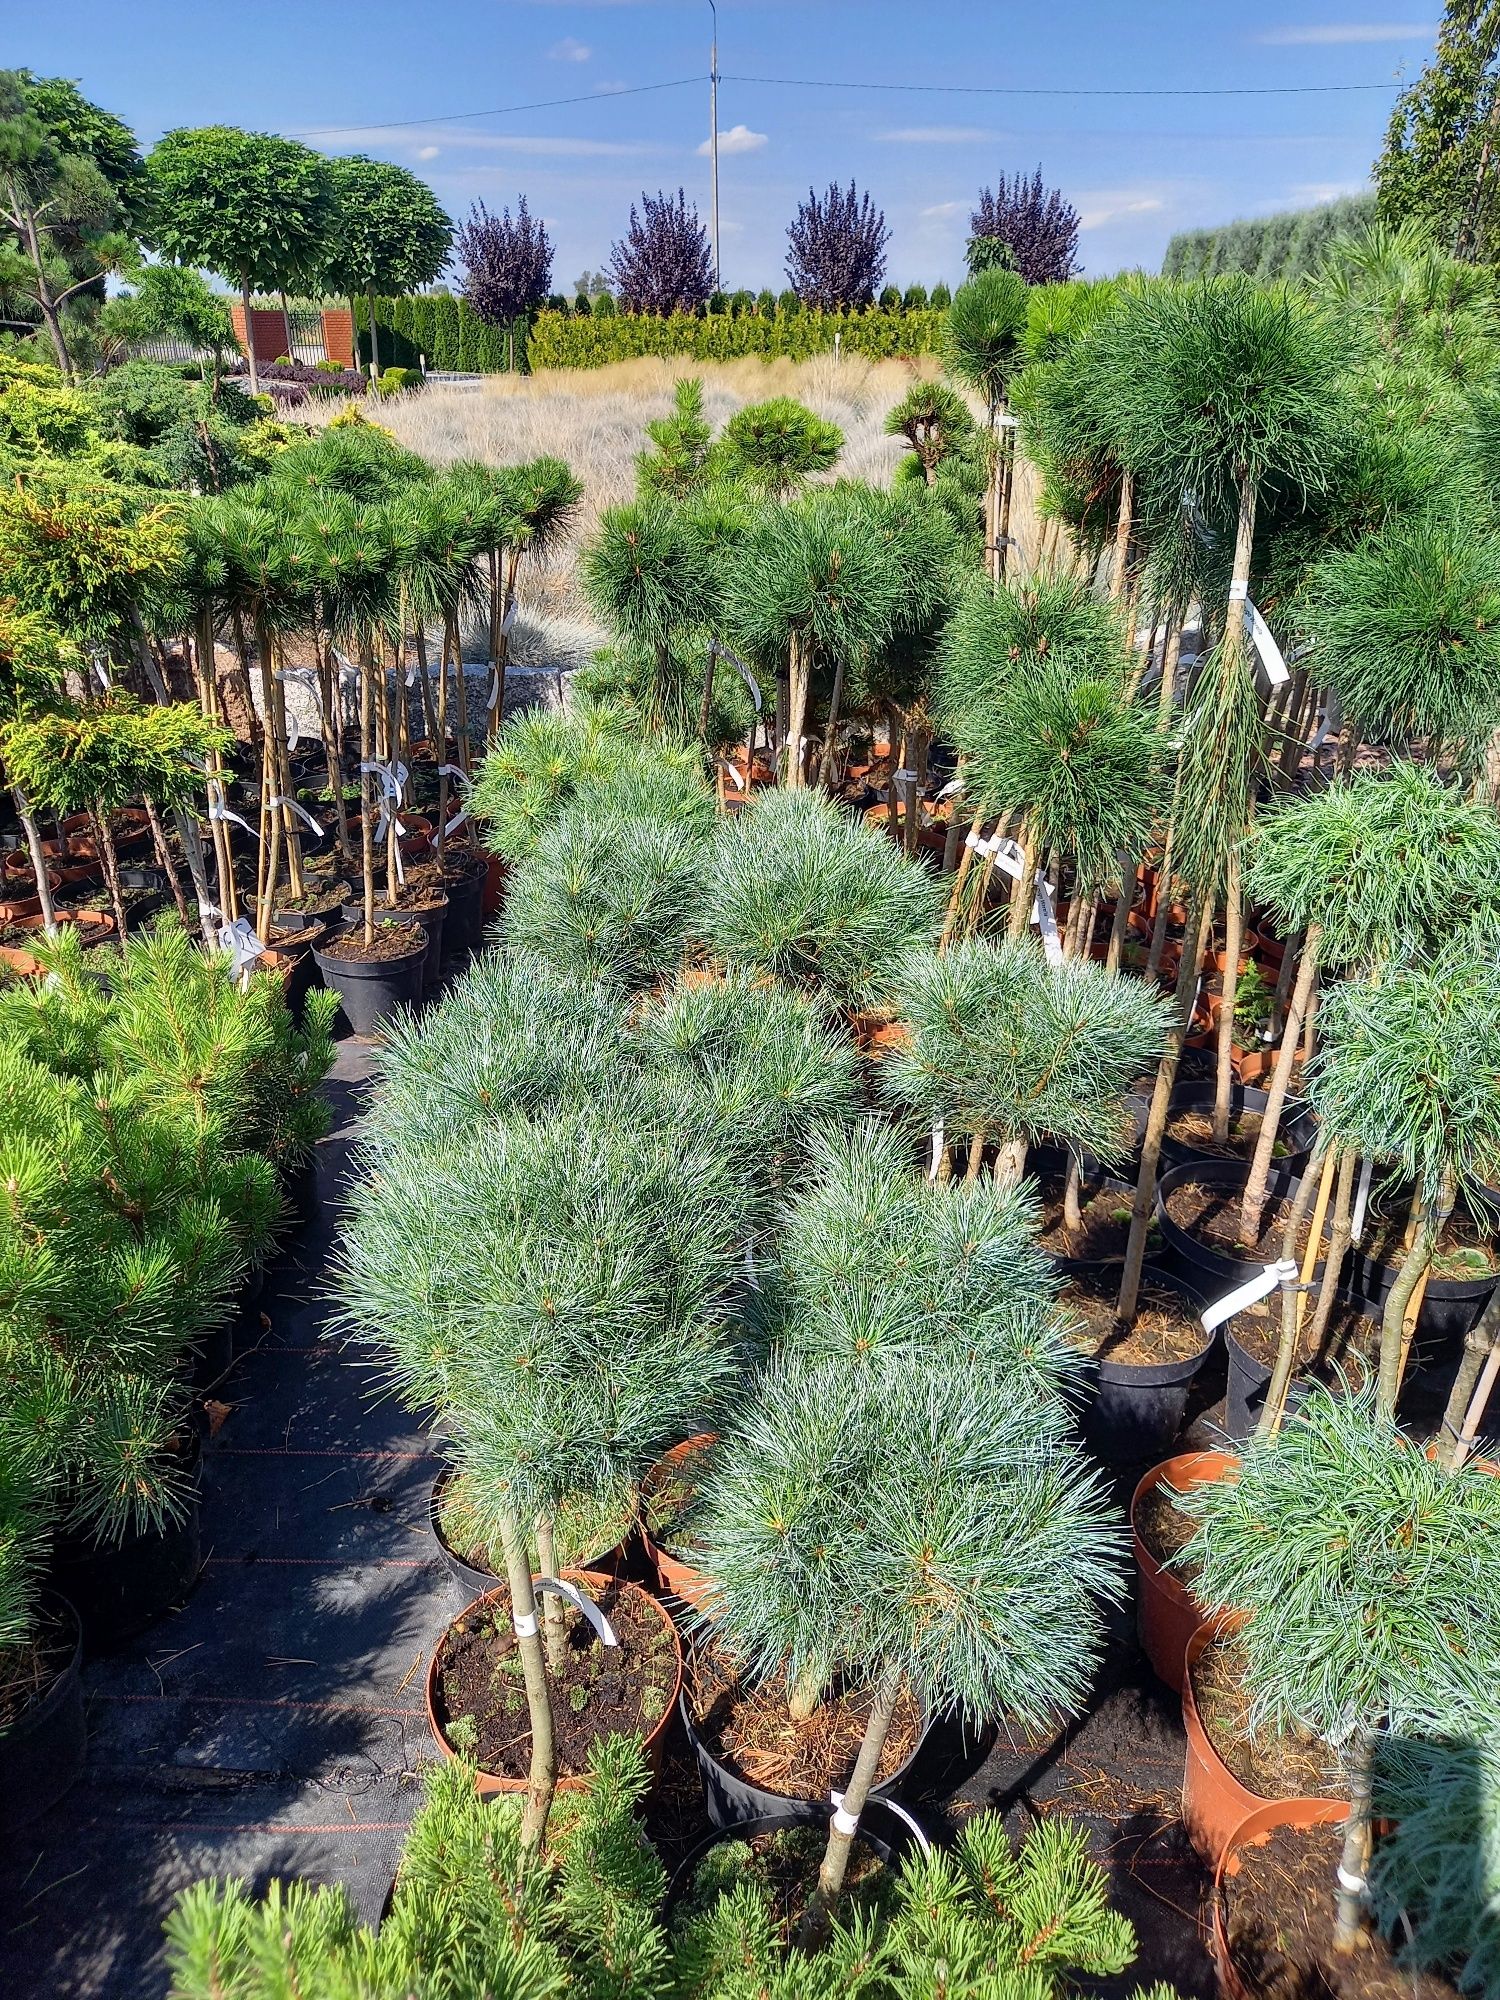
xmin=1200 ymin=1258 xmax=1300 ymax=1334
xmin=209 ymin=802 xmax=260 ymax=843
xmin=928 ymin=1118 xmax=945 ymax=1183
xmin=831 ymin=1804 xmax=860 ymax=1836
xmin=1337 ymin=1866 xmax=1367 ymax=1894
xmin=512 ymin=1612 xmax=539 ymax=1639
xmin=267 ymin=795 xmax=324 ymax=840
xmin=1351 ymin=1156 xmax=1373 ymax=1244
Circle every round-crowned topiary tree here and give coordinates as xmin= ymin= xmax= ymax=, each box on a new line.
xmin=714 ymin=397 xmax=842 ymax=501
xmin=693 ymin=1349 xmax=1123 ymax=1943
xmin=1183 ymin=1385 xmax=1500 ymax=1957
xmin=943 ymin=267 xmax=1030 ymax=578
xmin=321 ymin=153 xmax=453 ymax=378
xmin=877 ymin=935 xmax=1170 ymax=1187
xmin=695 ymin=787 xmax=943 ymax=1010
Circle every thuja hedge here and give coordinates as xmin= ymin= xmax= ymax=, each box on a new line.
xmin=527 ymin=304 xmax=945 ymax=370
xmin=351 ymin=294 xmax=530 ymax=374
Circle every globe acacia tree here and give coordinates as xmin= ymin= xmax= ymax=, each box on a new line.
xmin=321 ymin=153 xmax=453 ymax=377
xmin=145 ymin=126 xmax=335 ymax=394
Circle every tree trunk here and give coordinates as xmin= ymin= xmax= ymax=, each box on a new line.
xmin=533 ymin=1517 xmax=566 ymax=1671
xmin=1440 ymin=1285 xmax=1500 ymax=1466
xmin=1240 ymin=929 xmax=1321 ymax=1244
xmin=367 ymin=282 xmax=381 ymax=378
xmin=797 ymin=1669 xmax=903 ymax=1951
xmin=93 ymin=809 xmax=129 ymax=939
xmin=1301 ymin=1147 xmax=1357 ymax=1365
xmin=239 ymin=281 xmax=259 ymax=396
xmin=494 ymin=1509 xmax=557 ymax=1854
xmin=358 ymin=641 xmax=377 ymax=945
xmin=817 ymin=657 xmax=846 ymax=789
xmin=1005 ymin=826 xmax=1037 ymax=942
xmin=1117 ymin=897 xmax=1211 ymax=1325
xmin=143 ymin=794 xmax=192 ymax=927
xmin=784 ymin=632 xmax=811 ymax=788
xmin=8 ymin=782 xmax=59 ymax=940
xmin=1212 ymin=855 xmax=1243 ymax=1143
xmin=1105 ymin=859 xmax=1137 ymax=973
xmin=1257 ymin=1141 xmax=1334 ymax=1438
xmin=1109 ymin=470 xmax=1134 ymax=602
xmin=1378 ymin=1172 xmax=1455 ymax=1418
xmin=1332 ymin=1737 xmax=1373 ymax=1954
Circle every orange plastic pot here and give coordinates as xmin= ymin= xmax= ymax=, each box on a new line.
xmin=1211 ymin=1797 xmax=1351 ymax=2000
xmin=425 ymin=1569 xmax=683 ymax=1797
xmin=1130 ymin=1450 xmax=1238 ymax=1693
xmin=0 ymin=945 xmax=43 ymax=977
xmin=640 ymin=1435 xmax=719 ymax=1610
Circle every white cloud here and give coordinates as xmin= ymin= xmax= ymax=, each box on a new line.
xmin=1075 ymin=190 xmax=1167 ymax=230
xmin=548 ymin=35 xmax=591 ymax=60
xmin=699 ymin=123 xmax=767 ymax=157
xmin=876 ymin=126 xmax=994 ymax=144
xmin=415 ymin=145 xmax=440 ymax=161
xmin=920 ymin=199 xmax=967 ymax=219
xmin=1257 ymin=20 xmax=1433 ymax=42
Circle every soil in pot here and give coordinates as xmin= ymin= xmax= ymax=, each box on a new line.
xmin=1062 ymin=1272 xmax=1207 ymax=1368
xmin=1192 ymin=1630 xmax=1339 ymax=1803
xmin=320 ymin=919 xmax=426 ymax=965
xmin=430 ymin=1576 xmax=677 ymax=1782
xmin=673 ymin=1819 xmax=891 ymax=1938
xmin=686 ymin=1643 xmax=921 ymax=1803
xmin=1223 ymin=1820 xmax=1458 ymax=2000
xmin=1231 ymin=1296 xmax=1375 ymax=1389
xmin=1165 ymin=1180 xmax=1324 ymax=1266
xmin=1165 ymin=1107 xmax=1282 ymax=1163
xmin=1134 ymin=1479 xmax=1204 ymax=1592
xmin=1040 ymin=1180 xmax=1141 ymax=1262
xmin=436 ymin=1472 xmax=634 ymax=1581
xmin=250 ymin=880 xmax=351 ymax=929
xmin=1362 ymin=1205 xmax=1500 ymax=1284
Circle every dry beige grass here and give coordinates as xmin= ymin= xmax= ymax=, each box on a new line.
xmin=311 ymin=351 xmax=1049 ymax=646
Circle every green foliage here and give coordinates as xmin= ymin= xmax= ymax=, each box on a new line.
xmin=320 ymin=153 xmax=452 ymax=300
xmin=0 ymin=695 xmax=227 ymax=816
xmin=163 ymin=1737 xmax=667 ymax=2000
xmin=144 ymin=126 xmax=334 ymax=296
xmin=1244 ymin=761 xmax=1500 ymax=973
xmin=674 ymin=1812 xmax=1141 ymax=1999
xmin=1368 ymin=1723 xmax=1500 ymax=2000
xmin=697 ymin=788 xmax=943 ymax=1007
xmin=694 ymin=1349 xmax=1123 ymax=1727
xmin=878 ymin=938 xmax=1170 ymax=1164
xmin=469 ymin=702 xmax=713 ymax=863
xmin=525 ymin=305 xmax=944 ymax=371
xmin=1183 ymin=1384 xmax=1500 ymax=1747
xmin=1162 ymin=195 xmax=1376 ymax=282
xmin=1376 ymin=1 xmax=1500 ymax=260
xmin=636 ymin=377 xmax=714 ymax=497
xmin=500 ymin=803 xmax=704 ymax=992
xmin=953 ymin=658 xmax=1164 ymax=888
xmin=942 ymin=267 xmax=1029 ymax=413
xmin=1303 ymin=507 xmax=1500 ymax=758
xmin=883 ymin=381 xmax=974 ymax=479
xmin=0 ymin=475 xmax=184 ymax=650
xmin=1309 ymin=948 xmax=1500 ymax=1202
xmin=715 ymin=397 xmax=843 ymax=499
xmin=100 ymin=261 xmax=236 ymax=366
xmin=761 ymin=1119 xmax=1079 ymax=1407
xmin=934 ymin=570 xmax=1129 ymax=739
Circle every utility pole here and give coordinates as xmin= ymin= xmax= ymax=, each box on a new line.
xmin=708 ymin=0 xmax=721 ymax=290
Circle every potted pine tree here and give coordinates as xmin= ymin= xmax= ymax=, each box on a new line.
xmin=1181 ymin=1386 xmax=1500 ymax=1988
xmin=689 ymin=1349 xmax=1123 ymax=1945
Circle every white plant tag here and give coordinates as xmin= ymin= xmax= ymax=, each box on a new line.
xmin=209 ymin=802 xmax=260 ymax=843
xmin=928 ymin=1118 xmax=945 ymax=1183
xmin=1245 ymin=601 xmax=1290 ymax=687
xmin=1033 ymin=878 xmax=1064 ymax=966
xmin=1228 ymin=579 xmax=1249 ymax=603
xmin=721 ymin=758 xmax=746 ymax=790
xmin=935 ymin=776 xmax=964 ymax=800
xmin=1351 ymin=1156 xmax=1373 ymax=1244
xmin=1200 ymin=1258 xmax=1299 ymax=1334
xmin=534 ymin=1576 xmax=618 ymax=1647
xmin=501 ymin=600 xmax=519 ymax=637
xmin=267 ymin=795 xmax=325 ymax=841
xmin=217 ymin=916 xmax=266 ymax=976
xmin=711 ymin=642 xmax=764 ymax=713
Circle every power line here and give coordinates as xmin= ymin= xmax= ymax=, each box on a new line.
xmin=288 ymin=76 xmax=702 ymax=140
xmin=722 ymin=71 xmax=1398 ymax=98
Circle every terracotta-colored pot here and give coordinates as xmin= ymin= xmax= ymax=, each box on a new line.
xmin=1233 ymin=1049 xmax=1275 ymax=1087
xmin=1211 ymin=1797 xmax=1351 ymax=2000
xmin=1205 ymin=934 xmax=1263 ymax=978
xmin=7 ymin=910 xmax=115 ymax=945
xmin=0 ymin=894 xmax=43 ymax=923
xmin=848 ymin=1011 xmax=912 ymax=1059
xmin=0 ymin=944 xmax=43 ymax=977
xmin=1182 ymin=1615 xmax=1264 ymax=1864
xmin=1131 ymin=1451 xmax=1238 ymax=1693
xmin=481 ymin=849 xmax=505 ymax=920
xmin=425 ymin=1569 xmax=683 ymax=1797
xmin=640 ymin=1435 xmax=718 ymax=1609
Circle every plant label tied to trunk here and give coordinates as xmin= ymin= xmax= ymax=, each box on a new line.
xmin=1200 ymin=1258 xmax=1300 ymax=1334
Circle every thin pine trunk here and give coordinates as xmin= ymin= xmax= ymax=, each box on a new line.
xmin=1332 ymin=1740 xmax=1373 ymax=1954
xmin=495 ymin=1509 xmax=558 ymax=1853
xmin=1378 ymin=1170 xmax=1455 ymax=1418
xmin=1212 ymin=855 xmax=1243 ymax=1143
xmin=1440 ymin=1286 xmax=1500 ymax=1466
xmin=358 ymin=641 xmax=377 ymax=945
xmin=1258 ymin=1141 xmax=1335 ymax=1438
xmin=10 ymin=784 xmax=58 ymax=940
xmin=1240 ymin=929 xmax=1321 ymax=1243
xmin=784 ymin=632 xmax=811 ymax=789
xmin=798 ymin=1668 xmax=903 ymax=1951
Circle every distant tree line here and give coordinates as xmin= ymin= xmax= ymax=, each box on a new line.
xmin=1162 ymin=194 xmax=1377 ymax=283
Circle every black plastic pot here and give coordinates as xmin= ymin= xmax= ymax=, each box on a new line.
xmin=1155 ymin=1159 xmax=1325 ymax=1298
xmin=1065 ymin=1263 xmax=1216 ymax=1462
xmin=1221 ymin=1312 xmax=1325 ymax=1442
xmin=340 ymin=897 xmax=447 ymax=991
xmin=436 ymin=858 xmax=486 ymax=961
xmin=247 ymin=883 xmax=351 ymax=934
xmin=313 ymin=926 xmax=426 ymax=1035
xmin=679 ymin=1662 xmax=932 ymax=1831
xmin=48 ymin=1423 xmax=204 ymax=1653
xmin=664 ymin=1803 xmax=921 ymax=1918
xmin=1160 ymin=1082 xmax=1318 ymax=1174
xmin=1033 ymin=1094 xmax=1150 ymax=1185
xmin=0 ymin=1593 xmax=86 ymax=1836
xmin=1342 ymin=1240 xmax=1499 ymax=1353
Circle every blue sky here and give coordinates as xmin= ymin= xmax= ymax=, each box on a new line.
xmin=19 ymin=3 xmax=1436 ymax=290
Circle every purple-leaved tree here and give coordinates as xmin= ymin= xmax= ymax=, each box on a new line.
xmin=785 ymin=182 xmax=890 ymax=309
xmin=968 ymin=171 xmax=1080 ymax=285
xmin=455 ymin=197 xmax=553 ymax=366
xmin=607 ymin=189 xmax=714 ymax=314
